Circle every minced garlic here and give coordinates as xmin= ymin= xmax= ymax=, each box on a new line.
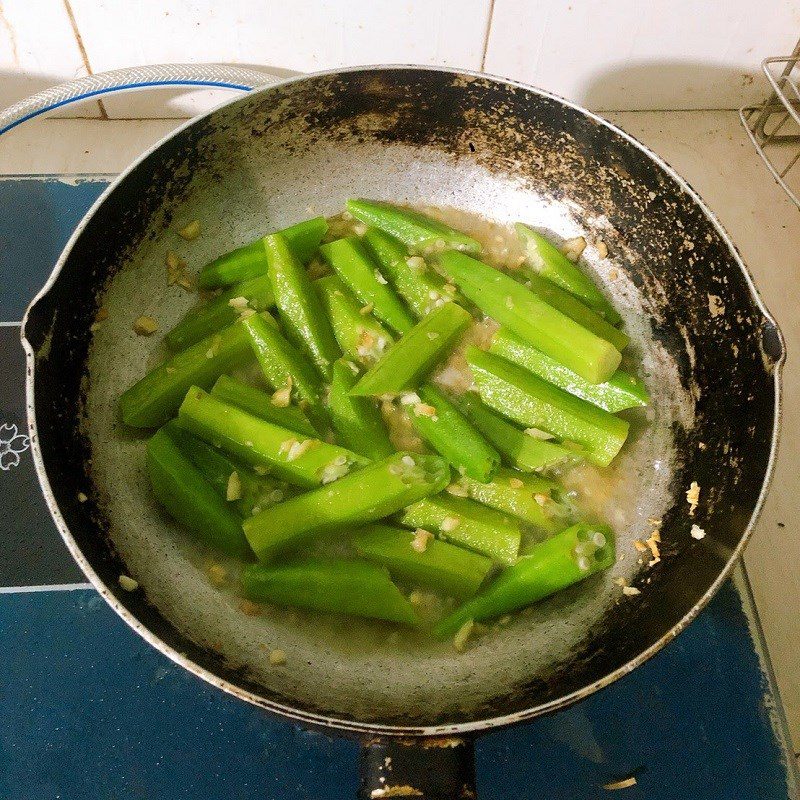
xmin=226 ymin=471 xmax=242 ymax=501
xmin=118 ymin=574 xmax=138 ymax=592
xmin=411 ymin=528 xmax=434 ymax=553
xmin=205 ymin=563 xmax=227 ymax=587
xmin=686 ymin=481 xmax=700 ymax=516
xmin=269 ymin=648 xmax=287 ymax=666
xmin=178 ymin=220 xmax=201 ymax=240
xmin=441 ymin=516 xmax=460 ymax=532
xmin=690 ymin=524 xmax=706 ymax=540
xmin=272 ymin=378 xmax=292 ymax=407
xmin=286 ymin=439 xmax=313 ymax=462
xmin=133 ymin=316 xmax=158 ymax=335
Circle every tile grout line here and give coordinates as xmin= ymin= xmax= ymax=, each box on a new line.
xmin=0 ymin=582 xmax=93 ymax=594
xmin=479 ymin=0 xmax=497 ymax=71
xmin=61 ymin=0 xmax=108 ymax=119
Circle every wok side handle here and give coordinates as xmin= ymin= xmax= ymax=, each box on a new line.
xmin=358 ymin=736 xmax=476 ymax=800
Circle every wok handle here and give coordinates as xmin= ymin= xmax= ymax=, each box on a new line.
xmin=358 ymin=736 xmax=477 ymax=799
xmin=0 ymin=63 xmax=291 ymax=136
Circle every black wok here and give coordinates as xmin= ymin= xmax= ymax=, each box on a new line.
xmin=20 ymin=66 xmax=784 ymax=798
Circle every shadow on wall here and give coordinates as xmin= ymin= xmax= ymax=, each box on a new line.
xmin=0 ymin=63 xmax=300 ymax=120
xmin=578 ymin=60 xmax=769 ymax=112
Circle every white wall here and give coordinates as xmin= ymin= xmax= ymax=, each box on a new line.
xmin=1 ymin=0 xmax=799 ymax=116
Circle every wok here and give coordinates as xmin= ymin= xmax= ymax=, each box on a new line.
xmin=17 ymin=66 xmax=783 ymax=798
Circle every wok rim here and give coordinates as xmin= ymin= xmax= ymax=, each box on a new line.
xmin=20 ymin=63 xmax=786 ymax=737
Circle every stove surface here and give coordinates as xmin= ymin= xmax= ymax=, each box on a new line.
xmin=1 ymin=176 xmax=796 ymax=800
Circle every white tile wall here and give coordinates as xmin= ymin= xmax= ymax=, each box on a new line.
xmin=65 ymin=0 xmax=492 ymax=118
xmin=1 ymin=0 xmax=798 ymax=118
xmin=485 ymin=0 xmax=800 ymax=110
xmin=0 ymin=0 xmax=100 ymax=117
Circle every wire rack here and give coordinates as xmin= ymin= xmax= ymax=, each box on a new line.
xmin=741 ymin=36 xmax=800 ymax=208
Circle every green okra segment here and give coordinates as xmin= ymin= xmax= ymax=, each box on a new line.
xmin=353 ymin=523 xmax=493 ymax=599
xmin=320 ymin=237 xmax=415 ymax=335
xmin=515 ymin=223 xmax=621 ymax=324
xmin=467 ymin=348 xmax=629 ymax=467
xmin=397 ymin=495 xmax=521 ymax=565
xmin=241 ymin=559 xmax=419 ymax=625
xmin=243 ymin=453 xmax=450 ymax=562
xmin=178 ymin=387 xmax=367 ymax=489
xmin=520 ymin=272 xmax=628 ymax=352
xmin=120 ymin=320 xmax=254 ymax=428
xmin=211 ymin=375 xmax=316 ymax=437
xmin=240 ymin=314 xmax=328 ymax=430
xmin=363 ymin=229 xmax=456 ymax=319
xmin=265 ymin=232 xmax=341 ymax=379
xmin=491 ymin=328 xmax=649 ymax=413
xmin=314 ymin=275 xmax=394 ymax=366
xmin=438 ymin=251 xmax=621 ymax=385
xmin=407 ymin=384 xmax=500 ymax=483
xmin=456 ymin=393 xmax=579 ymax=472
xmin=327 ymin=359 xmax=395 ymax=461
xmin=350 ymin=302 xmax=472 ymax=396
xmin=435 ymin=523 xmax=615 ymax=638
xmin=166 ymin=275 xmax=275 ymax=352
xmin=347 ymin=199 xmax=481 ymax=255
xmin=197 ymin=217 xmax=328 ymax=289
xmin=164 ymin=421 xmax=289 ymax=517
xmin=453 ymin=469 xmax=560 ymax=532
xmin=146 ymin=425 xmax=251 ymax=558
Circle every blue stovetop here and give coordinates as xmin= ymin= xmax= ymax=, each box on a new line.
xmin=0 ymin=176 xmax=796 ymax=800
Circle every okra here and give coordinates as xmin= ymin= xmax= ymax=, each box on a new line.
xmin=240 ymin=313 xmax=325 ymax=418
xmin=467 ymin=348 xmax=629 ymax=467
xmin=521 ymin=272 xmax=628 ymax=351
xmin=146 ymin=425 xmax=251 ymax=558
xmin=165 ymin=274 xmax=274 ymax=351
xmin=197 ymin=217 xmax=328 ymax=289
xmin=346 ymin=199 xmax=481 ymax=255
xmin=211 ymin=375 xmax=316 ymax=437
xmin=363 ymin=229 xmax=457 ymax=319
xmin=350 ymin=303 xmax=472 ymax=396
xmin=242 ymin=453 xmax=450 ymax=562
xmin=456 ymin=393 xmax=579 ymax=472
xmin=435 ymin=522 xmax=615 ymax=638
xmin=408 ymin=384 xmax=499 ymax=482
xmin=515 ymin=223 xmax=621 ymax=323
xmin=397 ymin=495 xmax=521 ymax=565
xmin=265 ymin=232 xmax=341 ymax=379
xmin=241 ymin=559 xmax=419 ymax=625
xmin=178 ymin=387 xmax=367 ymax=489
xmin=314 ymin=275 xmax=394 ymax=366
xmin=327 ymin=359 xmax=395 ymax=460
xmin=320 ymin=237 xmax=415 ymax=335
xmin=491 ymin=328 xmax=648 ymax=413
xmin=453 ymin=469 xmax=559 ymax=532
xmin=120 ymin=320 xmax=253 ymax=428
xmin=164 ymin=421 xmax=289 ymax=517
xmin=353 ymin=523 xmax=493 ymax=599
xmin=438 ymin=251 xmax=621 ymax=384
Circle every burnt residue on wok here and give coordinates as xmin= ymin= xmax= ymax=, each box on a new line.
xmin=23 ymin=67 xmax=781 ymax=731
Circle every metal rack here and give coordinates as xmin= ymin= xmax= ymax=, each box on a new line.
xmin=741 ymin=37 xmax=800 ymax=209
